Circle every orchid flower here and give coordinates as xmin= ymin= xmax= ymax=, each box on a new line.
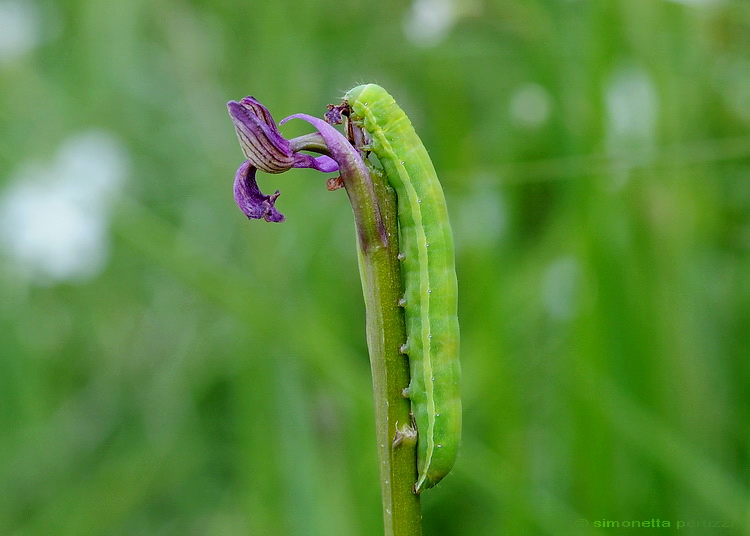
xmin=228 ymin=96 xmax=346 ymax=222
xmin=227 ymin=95 xmax=384 ymax=249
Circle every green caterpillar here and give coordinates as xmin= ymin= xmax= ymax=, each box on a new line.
xmin=344 ymin=84 xmax=461 ymax=493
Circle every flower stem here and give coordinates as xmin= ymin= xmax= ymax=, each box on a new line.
xmin=278 ymin=125 xmax=422 ymax=535
xmin=349 ymin=166 xmax=423 ymax=536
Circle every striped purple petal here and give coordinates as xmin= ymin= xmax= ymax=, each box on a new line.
xmin=228 ymin=97 xmax=295 ymax=174
xmin=281 ymin=113 xmax=370 ymax=182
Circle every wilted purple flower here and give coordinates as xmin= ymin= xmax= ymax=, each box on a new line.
xmin=227 ymin=96 xmax=339 ymax=222
xmin=227 ymin=94 xmax=384 ymax=247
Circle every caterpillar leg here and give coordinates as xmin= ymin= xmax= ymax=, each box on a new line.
xmin=392 ymin=421 xmax=417 ymax=448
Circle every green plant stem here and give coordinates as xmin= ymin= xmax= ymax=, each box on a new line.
xmin=295 ymin=132 xmax=421 ymax=535
xmin=349 ymin=168 xmax=422 ymax=536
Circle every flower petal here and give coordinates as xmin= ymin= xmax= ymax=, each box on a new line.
xmin=227 ymin=97 xmax=295 ymax=174
xmin=281 ymin=113 xmax=370 ymax=181
xmin=292 ymin=153 xmax=339 ymax=173
xmin=233 ymin=160 xmax=285 ymax=223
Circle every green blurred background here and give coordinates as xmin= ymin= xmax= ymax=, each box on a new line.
xmin=1 ymin=0 xmax=749 ymax=534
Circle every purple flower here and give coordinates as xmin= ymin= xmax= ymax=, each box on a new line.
xmin=227 ymin=94 xmax=386 ymax=251
xmin=227 ymin=96 xmax=339 ymax=222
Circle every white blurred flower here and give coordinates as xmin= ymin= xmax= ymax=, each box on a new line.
xmin=0 ymin=131 xmax=128 ymax=284
xmin=541 ymin=256 xmax=581 ymax=321
xmin=0 ymin=0 xmax=41 ymax=64
xmin=403 ymin=0 xmax=456 ymax=47
xmin=604 ymin=64 xmax=659 ymax=188
xmin=510 ymin=83 xmax=552 ymax=129
xmin=605 ymin=65 xmax=658 ymax=151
